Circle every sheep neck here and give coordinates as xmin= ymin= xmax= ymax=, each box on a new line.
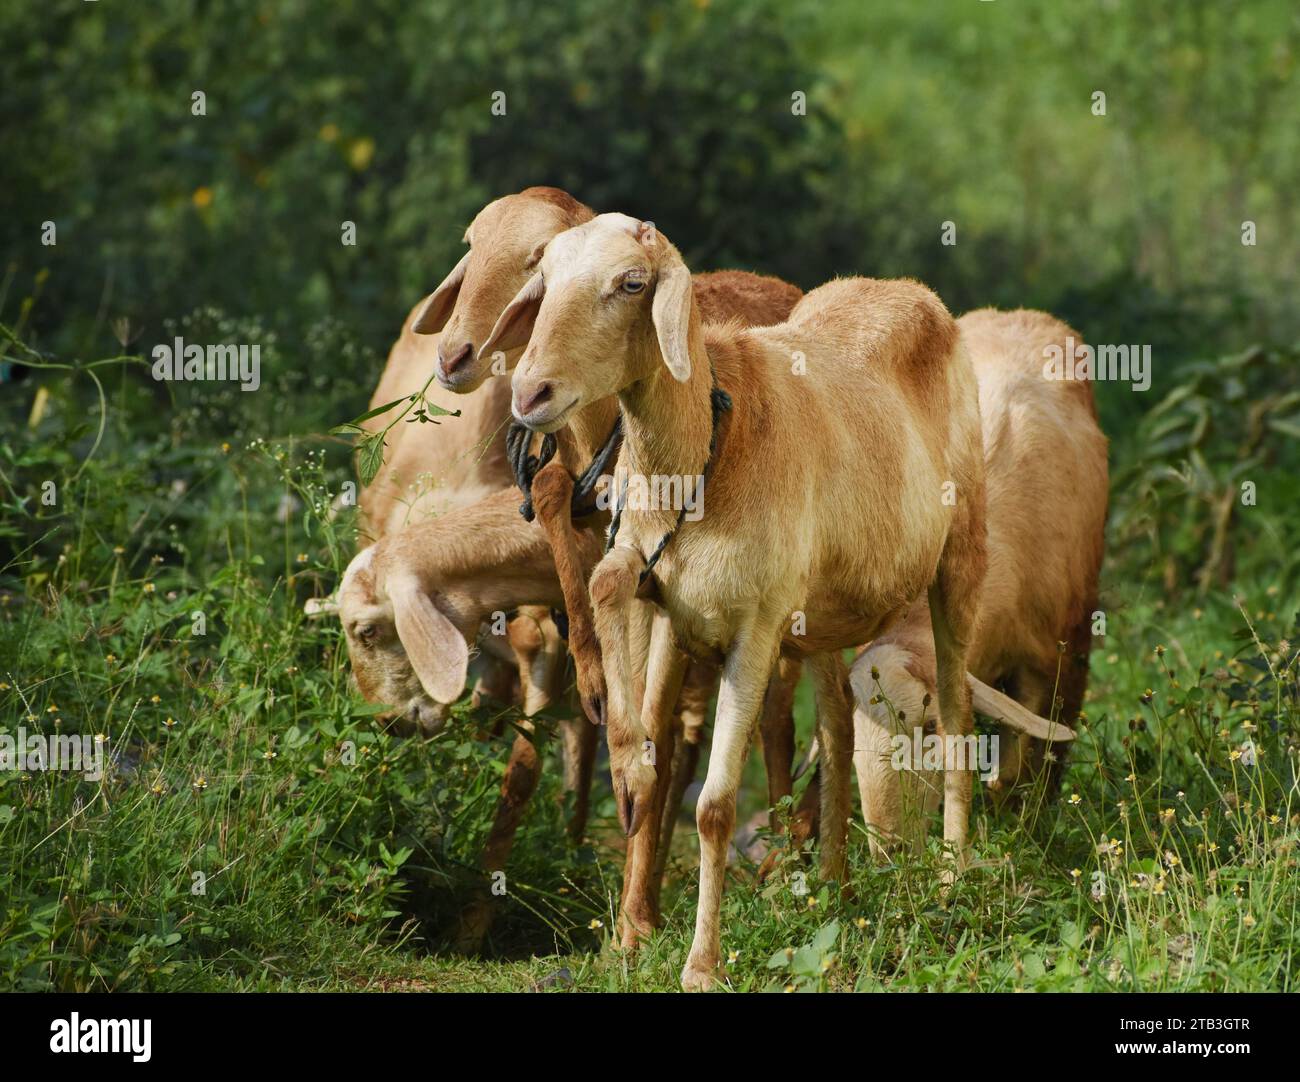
xmin=617 ymin=343 xmax=716 ymax=541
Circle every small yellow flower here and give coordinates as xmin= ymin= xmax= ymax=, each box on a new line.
xmin=163 ymin=717 xmax=177 ymax=729
xmin=348 ymin=136 xmax=375 ymax=171
xmin=1068 ymin=793 xmax=1082 ymax=806
xmin=192 ymin=776 xmax=208 ymax=792
xmin=1160 ymin=807 xmax=1175 ymax=823
xmin=854 ymin=916 xmax=868 ymax=929
xmin=0 ymin=682 xmax=9 ymax=691
xmin=1229 ymin=748 xmax=1242 ymax=761
xmin=150 ymin=695 xmax=161 ymax=704
xmin=113 ymin=546 xmax=125 ymax=555
xmin=151 ymin=781 xmax=165 ymax=796
xmin=1125 ymin=773 xmax=1136 ymax=783
xmin=806 ymin=896 xmax=818 ymax=909
xmin=143 ymin=582 xmax=156 ymax=594
xmin=727 ymin=950 xmax=739 ymax=964
xmin=262 ymin=749 xmax=277 ymax=761
xmin=296 ymin=553 xmax=308 ymax=564
xmin=105 ymin=653 xmax=117 ymax=664
xmin=1243 ymin=913 xmax=1256 ymax=928
xmin=1070 ymin=868 xmax=1082 ymax=879
xmin=588 ymin=918 xmax=603 ymax=930
xmin=221 ymin=442 xmax=231 ymax=454
xmin=784 ymin=983 xmax=796 ymax=993
xmin=192 ymin=186 xmax=213 ymax=208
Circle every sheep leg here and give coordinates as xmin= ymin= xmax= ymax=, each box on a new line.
xmin=506 ymin=606 xmax=565 ymax=716
xmin=758 ymin=655 xmax=801 ymax=826
xmin=807 ymin=652 xmax=852 ymax=881
xmin=453 ymin=720 xmax=545 ymax=953
xmin=650 ymin=660 xmax=713 ymax=908
xmin=928 ymin=582 xmax=980 ymax=871
xmin=618 ymin=610 xmax=689 ymax=948
xmin=590 ymin=548 xmax=658 ymax=837
xmin=531 ymin=460 xmax=607 ymax=726
xmin=682 ymin=617 xmax=781 ymax=992
xmin=560 ymin=715 xmax=598 ymax=842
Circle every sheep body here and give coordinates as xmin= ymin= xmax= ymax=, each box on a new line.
xmin=505 ymin=214 xmax=987 ymax=989
xmin=853 ymin=307 xmax=1108 ymax=851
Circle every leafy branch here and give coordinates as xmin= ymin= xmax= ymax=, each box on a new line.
xmin=330 ymin=368 xmax=460 ymax=486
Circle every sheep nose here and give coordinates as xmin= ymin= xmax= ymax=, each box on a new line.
xmin=438 ymin=341 xmax=474 ymax=376
xmin=517 ymin=381 xmax=554 ymax=416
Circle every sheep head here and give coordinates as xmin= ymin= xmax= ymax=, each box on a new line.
xmin=334 ymin=542 xmax=475 ymax=733
xmin=413 ymin=187 xmax=592 ymax=393
xmin=489 ymin=213 xmax=701 ymax=434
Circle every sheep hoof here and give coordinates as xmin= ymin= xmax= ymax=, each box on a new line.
xmin=581 ymin=691 xmax=605 ymax=727
xmin=680 ymin=960 xmax=720 ymax=992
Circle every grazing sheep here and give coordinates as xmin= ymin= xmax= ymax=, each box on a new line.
xmin=335 ymin=487 xmax=603 ymax=949
xmin=853 ymin=308 xmax=1106 ymax=855
xmin=500 ymin=213 xmax=989 ymax=990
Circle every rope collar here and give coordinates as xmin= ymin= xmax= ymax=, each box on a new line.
xmin=506 ymin=416 xmax=623 ymax=522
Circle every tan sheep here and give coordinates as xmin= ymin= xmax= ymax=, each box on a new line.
xmin=854 ymin=308 xmax=1107 ymax=855
xmin=499 ymin=213 xmax=989 ymax=990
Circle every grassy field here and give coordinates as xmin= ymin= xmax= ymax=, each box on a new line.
xmin=2 ymin=324 xmax=1298 ymax=993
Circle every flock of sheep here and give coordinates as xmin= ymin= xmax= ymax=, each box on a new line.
xmin=311 ymin=186 xmax=1110 ymax=990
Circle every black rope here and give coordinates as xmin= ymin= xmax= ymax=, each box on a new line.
xmin=507 ymin=418 xmax=623 ymax=523
xmin=506 ymin=423 xmax=555 ymax=522
xmin=605 ymin=380 xmax=732 ymax=586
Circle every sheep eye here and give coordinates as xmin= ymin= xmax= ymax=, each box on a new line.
xmin=355 ymin=624 xmax=377 ymax=644
xmin=621 ymin=277 xmax=645 ymax=295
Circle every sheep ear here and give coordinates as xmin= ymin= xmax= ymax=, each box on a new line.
xmin=651 ymin=254 xmax=694 ymax=382
xmin=480 ymin=272 xmax=545 ymax=359
xmin=412 ymin=251 xmax=470 ymax=335
xmin=968 ymin=674 xmax=1076 ymax=742
xmin=390 ymin=577 xmax=469 ymax=703
xmin=303 ymin=594 xmax=339 ymax=619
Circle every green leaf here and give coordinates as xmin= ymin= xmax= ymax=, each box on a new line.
xmin=358 ymin=436 xmax=387 ymax=487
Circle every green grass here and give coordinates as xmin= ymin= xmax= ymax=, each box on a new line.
xmin=2 ymin=336 xmax=1298 ymax=993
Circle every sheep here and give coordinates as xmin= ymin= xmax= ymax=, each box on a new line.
xmin=499 ymin=213 xmax=990 ymax=990
xmin=853 ymin=307 xmax=1107 ymax=855
xmin=334 ymin=485 xmax=603 ymax=949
